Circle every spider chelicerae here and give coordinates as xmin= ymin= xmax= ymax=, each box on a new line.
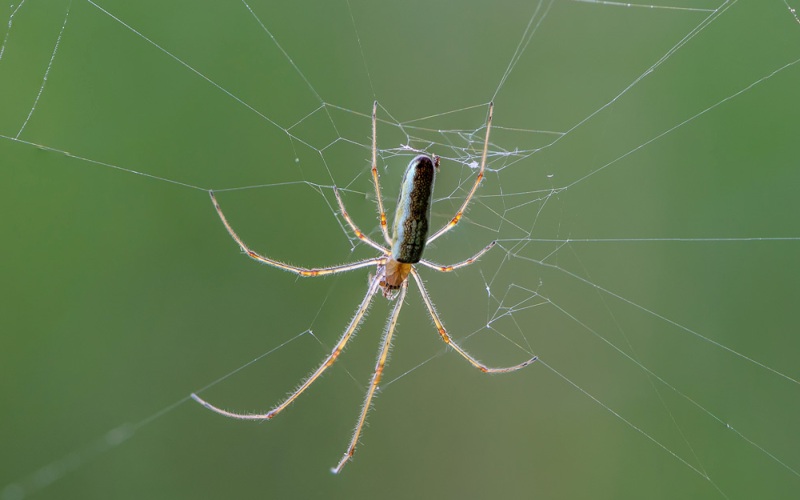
xmin=191 ymin=101 xmax=537 ymax=473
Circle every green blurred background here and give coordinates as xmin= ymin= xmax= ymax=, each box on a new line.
xmin=1 ymin=1 xmax=799 ymax=499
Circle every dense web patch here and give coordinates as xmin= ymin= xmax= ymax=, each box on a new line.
xmin=1 ymin=1 xmax=799 ymax=499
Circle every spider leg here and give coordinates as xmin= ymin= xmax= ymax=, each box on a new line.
xmin=410 ymin=269 xmax=537 ymax=373
xmin=426 ymin=102 xmax=493 ymax=245
xmin=210 ymin=190 xmax=384 ymax=276
xmin=331 ymin=279 xmax=408 ymax=474
xmin=191 ymin=273 xmax=384 ymax=420
xmin=333 ymin=187 xmax=390 ymax=255
xmin=418 ymin=241 xmax=496 ymax=273
xmin=370 ymin=100 xmax=392 ymax=246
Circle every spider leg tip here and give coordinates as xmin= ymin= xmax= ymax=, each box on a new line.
xmin=190 ymin=393 xmax=209 ymax=406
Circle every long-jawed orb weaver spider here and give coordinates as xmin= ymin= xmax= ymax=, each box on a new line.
xmin=191 ymin=101 xmax=537 ymax=474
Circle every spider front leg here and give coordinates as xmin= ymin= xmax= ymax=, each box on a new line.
xmin=370 ymin=100 xmax=392 ymax=246
xmin=418 ymin=241 xmax=496 ymax=273
xmin=426 ymin=102 xmax=493 ymax=245
xmin=333 ymin=187 xmax=390 ymax=256
xmin=210 ymin=190 xmax=383 ymax=276
xmin=410 ymin=269 xmax=537 ymax=373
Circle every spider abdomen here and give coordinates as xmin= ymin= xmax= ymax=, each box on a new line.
xmin=391 ymin=155 xmax=436 ymax=264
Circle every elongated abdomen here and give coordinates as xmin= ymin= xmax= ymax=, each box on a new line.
xmin=391 ymin=155 xmax=436 ymax=263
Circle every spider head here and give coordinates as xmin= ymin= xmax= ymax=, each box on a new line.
xmin=380 ymin=259 xmax=411 ymax=299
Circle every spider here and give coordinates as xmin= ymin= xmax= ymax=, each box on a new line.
xmin=191 ymin=101 xmax=537 ymax=474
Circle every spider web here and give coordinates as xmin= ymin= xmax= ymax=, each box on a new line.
xmin=1 ymin=1 xmax=799 ymax=499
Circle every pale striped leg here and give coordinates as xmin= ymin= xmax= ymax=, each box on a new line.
xmin=191 ymin=273 xmax=383 ymax=420
xmin=426 ymin=102 xmax=493 ymax=245
xmin=331 ymin=280 xmax=408 ymax=474
xmin=370 ymin=101 xmax=392 ymax=246
xmin=410 ymin=269 xmax=537 ymax=373
xmin=210 ymin=190 xmax=384 ymax=276
xmin=333 ymin=187 xmax=390 ymax=255
xmin=418 ymin=241 xmax=496 ymax=272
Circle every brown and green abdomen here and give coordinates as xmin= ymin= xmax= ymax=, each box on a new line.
xmin=390 ymin=155 xmax=435 ymax=264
